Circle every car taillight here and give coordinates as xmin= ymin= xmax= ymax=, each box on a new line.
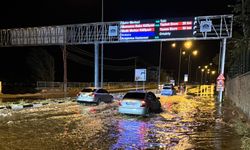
xmin=89 ymin=93 xmax=96 ymax=97
xmin=141 ymin=100 xmax=147 ymax=107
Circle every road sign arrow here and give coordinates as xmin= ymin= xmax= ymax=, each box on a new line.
xmin=217 ymin=74 xmax=225 ymax=80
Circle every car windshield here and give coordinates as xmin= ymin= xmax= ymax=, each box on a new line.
xmin=81 ymin=89 xmax=95 ymax=92
xmin=163 ymin=86 xmax=172 ymax=89
xmin=123 ymin=92 xmax=145 ymax=100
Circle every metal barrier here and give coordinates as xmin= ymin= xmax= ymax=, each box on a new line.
xmin=187 ymin=84 xmax=215 ymax=97
xmin=36 ymin=81 xmax=158 ymax=90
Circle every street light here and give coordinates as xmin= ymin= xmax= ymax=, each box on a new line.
xmin=171 ymin=43 xmax=176 ymax=48
xmin=184 ymin=41 xmax=192 ymax=49
xmin=210 ymin=70 xmax=216 ymax=83
xmin=172 ymin=41 xmax=193 ymax=86
xmin=187 ymin=49 xmax=198 ymax=83
xmin=192 ymin=50 xmax=198 ymax=56
xmin=201 ymin=68 xmax=205 ymax=84
xmin=196 ymin=66 xmax=201 ymax=82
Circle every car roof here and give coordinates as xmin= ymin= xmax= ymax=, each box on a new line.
xmin=127 ymin=90 xmax=147 ymax=94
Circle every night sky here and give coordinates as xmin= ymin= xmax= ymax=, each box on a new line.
xmin=0 ymin=0 xmax=234 ymax=83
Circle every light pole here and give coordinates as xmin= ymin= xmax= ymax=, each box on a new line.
xmin=171 ymin=41 xmax=192 ymax=86
xmin=187 ymin=50 xmax=198 ymax=83
xmin=177 ymin=48 xmax=182 ymax=86
xmin=196 ymin=66 xmax=201 ymax=82
xmin=201 ymin=68 xmax=205 ymax=85
xmin=158 ymin=42 xmax=163 ymax=87
xmin=101 ymin=0 xmax=104 ymax=87
xmin=211 ymin=70 xmax=216 ymax=83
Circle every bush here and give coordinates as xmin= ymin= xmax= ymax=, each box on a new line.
xmin=234 ymin=120 xmax=250 ymax=136
xmin=241 ymin=137 xmax=250 ymax=150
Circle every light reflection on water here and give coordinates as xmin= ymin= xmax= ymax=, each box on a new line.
xmin=111 ymin=119 xmax=149 ymax=150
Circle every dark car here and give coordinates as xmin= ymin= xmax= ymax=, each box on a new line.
xmin=118 ymin=91 xmax=162 ymax=115
xmin=76 ymin=88 xmax=113 ymax=104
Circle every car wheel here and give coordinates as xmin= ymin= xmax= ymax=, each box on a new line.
xmin=150 ymin=101 xmax=162 ymax=113
xmin=96 ymin=98 xmax=101 ymax=105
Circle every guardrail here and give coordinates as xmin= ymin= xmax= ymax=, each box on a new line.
xmin=187 ymin=84 xmax=215 ymax=97
xmin=36 ymin=81 xmax=158 ymax=91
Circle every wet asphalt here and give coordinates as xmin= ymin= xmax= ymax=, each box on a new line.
xmin=0 ymin=95 xmax=242 ymax=150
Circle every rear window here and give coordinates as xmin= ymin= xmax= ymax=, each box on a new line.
xmin=164 ymin=84 xmax=173 ymax=87
xmin=163 ymin=86 xmax=172 ymax=89
xmin=123 ymin=92 xmax=145 ymax=99
xmin=81 ymin=89 xmax=95 ymax=92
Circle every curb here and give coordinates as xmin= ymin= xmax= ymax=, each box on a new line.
xmin=0 ymin=99 xmax=73 ymax=111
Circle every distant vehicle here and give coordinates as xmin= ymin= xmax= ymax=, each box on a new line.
xmin=161 ymin=84 xmax=176 ymax=96
xmin=76 ymin=88 xmax=113 ymax=104
xmin=118 ymin=91 xmax=162 ymax=115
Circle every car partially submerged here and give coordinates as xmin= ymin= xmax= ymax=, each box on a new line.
xmin=76 ymin=88 xmax=113 ymax=104
xmin=118 ymin=91 xmax=162 ymax=115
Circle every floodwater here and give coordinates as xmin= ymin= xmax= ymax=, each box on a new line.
xmin=0 ymin=96 xmax=241 ymax=149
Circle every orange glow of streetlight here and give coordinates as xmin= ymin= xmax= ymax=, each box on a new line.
xmin=171 ymin=43 xmax=176 ymax=48
xmin=205 ymin=65 xmax=208 ymax=69
xmin=182 ymin=51 xmax=186 ymax=55
xmin=212 ymin=71 xmax=216 ymax=75
xmin=192 ymin=50 xmax=198 ymax=56
xmin=201 ymin=69 xmax=205 ymax=72
xmin=184 ymin=41 xmax=192 ymax=49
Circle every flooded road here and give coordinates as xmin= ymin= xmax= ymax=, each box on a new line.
xmin=0 ymin=95 xmax=241 ymax=149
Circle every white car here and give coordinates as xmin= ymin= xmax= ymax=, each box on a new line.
xmin=118 ymin=91 xmax=162 ymax=115
xmin=76 ymin=88 xmax=113 ymax=104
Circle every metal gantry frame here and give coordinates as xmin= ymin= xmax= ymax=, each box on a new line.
xmin=0 ymin=15 xmax=233 ymax=101
xmin=0 ymin=15 xmax=233 ymax=46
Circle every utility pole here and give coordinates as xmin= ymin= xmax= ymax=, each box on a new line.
xmin=62 ymin=45 xmax=67 ymax=94
xmin=134 ymin=57 xmax=138 ymax=90
xmin=177 ymin=48 xmax=182 ymax=86
xmin=94 ymin=43 xmax=99 ymax=88
xmin=188 ymin=53 xmax=191 ymax=83
xmin=158 ymin=42 xmax=162 ymax=87
xmin=218 ymin=38 xmax=227 ymax=103
xmin=100 ymin=0 xmax=104 ymax=88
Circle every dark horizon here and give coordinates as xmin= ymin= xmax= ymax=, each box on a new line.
xmin=0 ymin=0 xmax=233 ymax=83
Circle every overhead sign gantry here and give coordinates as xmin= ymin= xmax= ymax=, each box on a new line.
xmin=0 ymin=14 xmax=233 ymax=102
xmin=0 ymin=15 xmax=232 ymax=46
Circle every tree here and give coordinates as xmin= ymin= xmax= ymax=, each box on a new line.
xmin=227 ymin=0 xmax=250 ymax=77
xmin=26 ymin=48 xmax=55 ymax=81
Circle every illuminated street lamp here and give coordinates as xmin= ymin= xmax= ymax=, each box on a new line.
xmin=187 ymin=49 xmax=198 ymax=83
xmin=210 ymin=70 xmax=216 ymax=83
xmin=192 ymin=50 xmax=198 ymax=56
xmin=184 ymin=40 xmax=192 ymax=49
xmin=201 ymin=68 xmax=205 ymax=85
xmin=171 ymin=43 xmax=176 ymax=48
xmin=172 ymin=41 xmax=193 ymax=86
xmin=196 ymin=66 xmax=201 ymax=82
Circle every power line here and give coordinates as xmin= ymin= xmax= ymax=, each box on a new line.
xmin=67 ymin=52 xmax=135 ymax=71
xmin=68 ymin=45 xmax=136 ymax=61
